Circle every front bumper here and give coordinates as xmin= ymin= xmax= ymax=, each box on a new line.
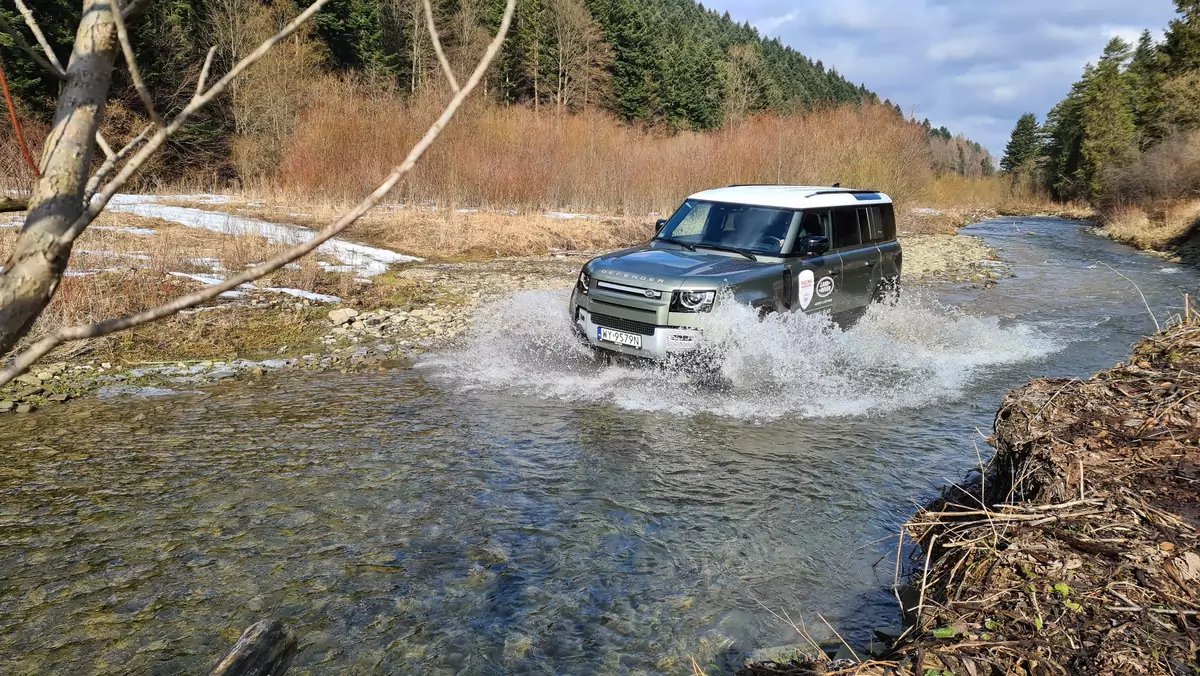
xmin=573 ymin=306 xmax=702 ymax=360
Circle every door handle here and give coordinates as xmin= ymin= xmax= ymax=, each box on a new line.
xmin=864 ymin=260 xmax=876 ymax=268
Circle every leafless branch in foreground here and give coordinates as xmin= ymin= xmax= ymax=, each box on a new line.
xmin=0 ymin=0 xmax=518 ymax=386
xmin=13 ymin=0 xmax=66 ymax=74
xmin=424 ymin=0 xmax=460 ymax=92
xmin=111 ymin=0 xmax=164 ymax=127
xmin=0 ymin=12 xmax=65 ymax=81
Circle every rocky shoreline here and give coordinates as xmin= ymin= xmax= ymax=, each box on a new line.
xmin=0 ymin=233 xmax=1007 ymax=414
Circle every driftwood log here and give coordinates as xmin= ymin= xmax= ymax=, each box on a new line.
xmin=209 ymin=619 xmax=297 ymax=676
xmin=0 ymin=196 xmax=26 ymax=213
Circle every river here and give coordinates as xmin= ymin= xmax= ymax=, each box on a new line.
xmin=0 ymin=219 xmax=1196 ymax=674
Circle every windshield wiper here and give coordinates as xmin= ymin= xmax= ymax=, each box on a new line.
xmin=692 ymin=243 xmax=758 ymax=261
xmin=655 ymin=237 xmax=696 ymax=252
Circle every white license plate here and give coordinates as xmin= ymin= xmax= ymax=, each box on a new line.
xmin=597 ymin=327 xmax=642 ymax=349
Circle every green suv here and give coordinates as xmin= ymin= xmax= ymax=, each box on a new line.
xmin=569 ymin=185 xmax=901 ymax=360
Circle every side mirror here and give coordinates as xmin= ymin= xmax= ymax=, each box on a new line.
xmin=802 ymin=235 xmax=830 ymax=257
xmin=655 ymin=219 xmax=667 ymax=230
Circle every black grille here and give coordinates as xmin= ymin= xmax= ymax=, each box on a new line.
xmin=591 ymin=312 xmax=659 ymax=336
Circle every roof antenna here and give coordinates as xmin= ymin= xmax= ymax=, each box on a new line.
xmin=832 ymin=182 xmax=841 ymax=188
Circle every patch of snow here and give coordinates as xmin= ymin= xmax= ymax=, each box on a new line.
xmin=910 ymin=207 xmax=944 ymax=216
xmin=91 ymin=225 xmax=158 ymax=235
xmin=188 ymin=257 xmax=226 ymax=272
xmin=456 ymin=208 xmax=479 ymax=214
xmin=545 ymin=212 xmax=592 ymax=220
xmin=259 ymin=287 xmax=342 ymax=303
xmin=168 ymin=271 xmax=340 ymax=303
xmin=319 ymin=262 xmax=358 ymax=274
xmin=105 ymin=194 xmax=420 ymax=277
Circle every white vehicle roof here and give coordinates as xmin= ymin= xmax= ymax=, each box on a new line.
xmin=687 ymin=185 xmax=893 ymax=211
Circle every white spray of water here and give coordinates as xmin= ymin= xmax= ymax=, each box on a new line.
xmin=423 ymin=290 xmax=1060 ymax=419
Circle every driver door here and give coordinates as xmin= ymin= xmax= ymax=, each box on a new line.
xmin=786 ymin=210 xmax=840 ymax=314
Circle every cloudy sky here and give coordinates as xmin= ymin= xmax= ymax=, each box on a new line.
xmin=700 ymin=0 xmax=1180 ymax=158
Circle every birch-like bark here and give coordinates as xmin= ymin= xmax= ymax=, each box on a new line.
xmin=0 ymin=0 xmax=118 ymax=356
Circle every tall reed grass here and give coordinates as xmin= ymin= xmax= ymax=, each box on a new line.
xmin=272 ymin=80 xmax=933 ymax=214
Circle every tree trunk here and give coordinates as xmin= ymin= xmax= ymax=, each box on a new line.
xmin=0 ymin=0 xmax=118 ymax=359
xmin=209 ymin=619 xmax=297 ymax=676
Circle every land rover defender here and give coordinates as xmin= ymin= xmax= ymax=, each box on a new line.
xmin=569 ymin=185 xmax=901 ymax=360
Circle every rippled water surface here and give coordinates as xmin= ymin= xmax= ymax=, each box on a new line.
xmin=2 ymin=219 xmax=1198 ymax=674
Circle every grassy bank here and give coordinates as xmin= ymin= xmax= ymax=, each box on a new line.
xmin=742 ymin=320 xmax=1200 ymax=675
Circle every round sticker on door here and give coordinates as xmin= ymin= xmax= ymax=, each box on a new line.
xmin=816 ymin=276 xmax=835 ymax=298
xmin=798 ymin=269 xmax=815 ymax=310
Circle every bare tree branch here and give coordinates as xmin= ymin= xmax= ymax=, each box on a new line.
xmin=95 ymin=131 xmax=116 ymax=159
xmin=85 ymin=123 xmax=153 ymax=202
xmin=0 ymin=12 xmax=66 ymax=81
xmin=195 ymin=46 xmax=218 ymax=96
xmin=59 ymin=0 xmax=334 ymax=247
xmin=0 ymin=0 xmax=518 ymax=385
xmin=423 ymin=0 xmax=460 ymax=92
xmin=111 ymin=0 xmax=163 ymax=127
xmin=13 ymin=0 xmax=65 ymax=75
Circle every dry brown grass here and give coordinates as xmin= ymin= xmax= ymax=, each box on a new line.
xmin=155 ymin=197 xmax=654 ymax=259
xmin=269 ymin=81 xmax=933 ymax=214
xmin=0 ymin=208 xmax=379 ymax=362
xmin=1100 ymin=199 xmax=1200 ymax=251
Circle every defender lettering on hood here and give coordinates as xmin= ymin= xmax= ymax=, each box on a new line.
xmin=570 ymin=185 xmax=903 ymax=361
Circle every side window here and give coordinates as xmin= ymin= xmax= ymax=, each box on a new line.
xmin=797 ymin=210 xmax=830 ymax=239
xmin=860 ymin=207 xmax=886 ymax=243
xmin=881 ymin=204 xmax=897 ymax=240
xmin=673 ymin=203 xmax=710 ymax=237
xmin=833 ymin=208 xmax=861 ymax=249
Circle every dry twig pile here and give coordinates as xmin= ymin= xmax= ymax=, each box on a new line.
xmin=742 ymin=320 xmax=1200 ymax=676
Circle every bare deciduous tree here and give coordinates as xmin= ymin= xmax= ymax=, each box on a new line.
xmin=549 ymin=0 xmax=609 ymax=114
xmin=0 ymin=0 xmax=517 ymax=386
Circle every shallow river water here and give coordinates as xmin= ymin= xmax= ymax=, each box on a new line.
xmin=2 ymin=219 xmax=1198 ymax=675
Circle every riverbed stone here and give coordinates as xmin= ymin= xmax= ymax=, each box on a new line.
xmin=47 ymin=393 xmax=70 ymax=403
xmin=15 ymin=403 xmax=35 ymax=414
xmin=746 ymin=644 xmax=824 ymax=666
xmin=14 ymin=373 xmax=41 ymax=386
xmin=0 ymin=400 xmax=13 ymax=412
xmin=329 ymin=308 xmax=359 ymax=325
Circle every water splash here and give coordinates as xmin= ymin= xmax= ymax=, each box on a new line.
xmin=424 ymin=290 xmax=1059 ymax=419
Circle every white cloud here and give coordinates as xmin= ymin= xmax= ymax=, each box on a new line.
xmin=702 ymin=0 xmax=1180 ymax=156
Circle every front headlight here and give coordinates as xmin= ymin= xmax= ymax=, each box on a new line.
xmin=577 ymin=268 xmax=592 ymax=295
xmin=671 ymin=290 xmax=715 ymax=313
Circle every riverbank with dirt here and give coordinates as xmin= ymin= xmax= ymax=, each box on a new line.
xmin=1 ymin=197 xmax=1010 ymax=414
xmin=740 ymin=321 xmax=1200 ymax=675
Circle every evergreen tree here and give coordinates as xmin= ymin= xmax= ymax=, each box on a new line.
xmin=1162 ymin=0 xmax=1200 ymax=74
xmin=1042 ymin=75 xmax=1089 ymax=201
xmin=981 ymin=156 xmax=996 ymax=178
xmin=1128 ymin=29 xmax=1166 ymax=146
xmin=1079 ymin=38 xmax=1138 ymax=197
xmin=1001 ymin=113 xmax=1042 ymax=174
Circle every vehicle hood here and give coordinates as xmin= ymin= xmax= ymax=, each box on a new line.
xmin=591 ymin=245 xmax=768 ymax=284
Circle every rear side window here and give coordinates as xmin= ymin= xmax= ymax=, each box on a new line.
xmin=832 ymin=208 xmax=861 ymax=249
xmin=860 ymin=207 xmax=886 ymax=243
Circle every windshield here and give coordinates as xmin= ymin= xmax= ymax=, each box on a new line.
xmin=655 ymin=200 xmax=799 ymax=255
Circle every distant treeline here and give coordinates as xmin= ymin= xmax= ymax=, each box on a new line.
xmin=1001 ymin=0 xmax=1200 ymax=205
xmin=0 ymin=0 xmax=991 ymax=186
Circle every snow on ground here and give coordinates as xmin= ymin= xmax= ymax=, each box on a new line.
xmin=167 ymin=271 xmax=342 ymax=303
xmin=105 ymin=194 xmax=420 ymax=277
xmin=91 ymin=225 xmax=159 ymax=236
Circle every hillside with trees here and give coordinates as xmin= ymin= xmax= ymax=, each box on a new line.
xmin=1 ymin=0 xmax=993 ymax=193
